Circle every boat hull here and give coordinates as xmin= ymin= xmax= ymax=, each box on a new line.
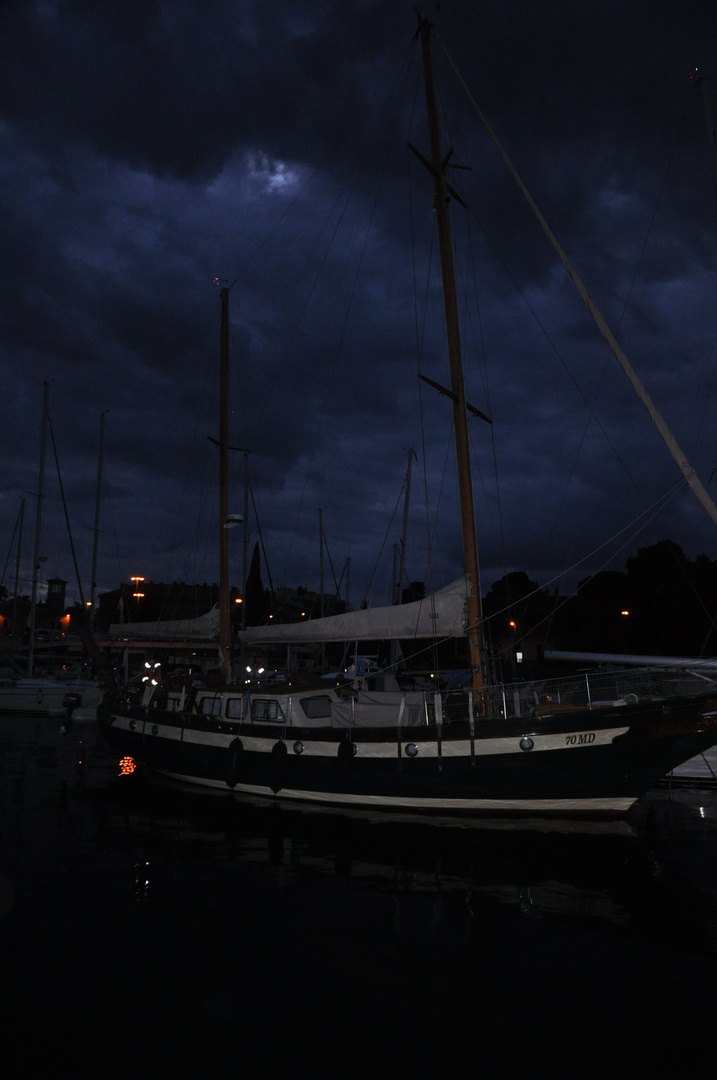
xmin=0 ymin=681 xmax=104 ymax=717
xmin=97 ymin=693 xmax=717 ymax=816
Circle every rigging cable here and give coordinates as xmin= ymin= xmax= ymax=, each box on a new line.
xmin=487 ymin=477 xmax=693 ymax=646
xmin=238 ymin=40 xmax=417 ymax=596
xmin=47 ymin=415 xmax=84 ymax=608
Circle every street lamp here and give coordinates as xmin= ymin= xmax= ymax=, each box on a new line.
xmin=620 ymin=610 xmax=630 ymax=652
xmin=130 ymin=575 xmax=145 ymax=602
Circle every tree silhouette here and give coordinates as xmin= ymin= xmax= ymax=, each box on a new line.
xmin=547 ymin=541 xmax=717 ymax=657
xmin=571 ymin=570 xmax=629 ymax=652
xmin=483 ymin=571 xmax=551 ymax=636
xmin=626 ymin=540 xmax=717 ymax=656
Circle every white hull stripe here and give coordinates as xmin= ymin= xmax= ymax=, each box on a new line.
xmin=110 ymin=713 xmax=628 ymax=758
xmin=160 ymin=772 xmax=635 ymax=815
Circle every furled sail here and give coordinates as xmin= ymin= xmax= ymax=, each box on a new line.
xmin=237 ymin=577 xmax=469 ymax=644
xmin=107 ymin=606 xmax=220 ymax=641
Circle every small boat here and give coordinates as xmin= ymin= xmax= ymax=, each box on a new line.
xmin=96 ymin=16 xmax=717 ymax=816
xmin=0 ymin=388 xmax=110 ymax=720
xmin=663 ymin=745 xmax=717 ymax=787
xmin=0 ymin=676 xmax=103 ymax=718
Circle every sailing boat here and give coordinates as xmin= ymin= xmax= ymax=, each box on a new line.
xmin=0 ymin=385 xmax=105 ymax=718
xmin=96 ymin=17 xmax=717 ymax=816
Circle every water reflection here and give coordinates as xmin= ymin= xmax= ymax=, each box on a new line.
xmin=2 ymin=715 xmax=717 ymax=938
xmin=89 ymin=761 xmax=717 ymax=951
xmin=2 ymin=716 xmax=716 ymax=1071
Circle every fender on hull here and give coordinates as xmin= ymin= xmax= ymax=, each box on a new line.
xmin=96 ymin=694 xmax=717 ymax=817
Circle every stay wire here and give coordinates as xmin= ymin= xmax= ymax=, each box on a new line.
xmin=489 ymin=478 xmax=691 ymax=647
xmin=230 ymin=41 xmax=417 ymax=594
xmin=48 ymin=415 xmax=84 ymax=608
xmin=0 ymin=501 xmax=22 ymax=590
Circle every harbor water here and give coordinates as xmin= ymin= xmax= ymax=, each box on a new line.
xmin=1 ymin=713 xmax=716 ymax=1076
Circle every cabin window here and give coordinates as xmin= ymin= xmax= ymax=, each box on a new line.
xmin=226 ymin=697 xmax=247 ymax=720
xmin=299 ymin=695 xmax=333 ymax=719
xmin=251 ymin=699 xmax=285 ymax=723
xmin=199 ymin=696 xmax=222 ymax=716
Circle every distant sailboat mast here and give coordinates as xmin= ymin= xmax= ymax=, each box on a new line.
xmin=11 ymin=498 xmax=25 ymax=650
xmin=89 ymin=410 xmax=106 ymax=621
xmin=416 ymin=16 xmax=485 ymax=698
xmin=219 ymin=284 xmax=231 ymax=682
xmin=27 ymin=380 xmax=49 ymax=678
xmin=396 ymin=446 xmax=415 ymax=606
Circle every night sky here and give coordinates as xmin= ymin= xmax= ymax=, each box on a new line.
xmin=2 ymin=0 xmax=717 ymax=615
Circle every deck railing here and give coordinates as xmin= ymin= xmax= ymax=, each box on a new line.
xmin=482 ymin=666 xmax=715 ymax=720
xmin=330 ymin=666 xmax=716 ymax=727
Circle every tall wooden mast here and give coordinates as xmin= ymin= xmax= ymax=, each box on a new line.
xmin=27 ymin=380 xmax=49 ymax=679
xmin=416 ymin=16 xmax=484 ymax=698
xmin=219 ymin=286 xmax=231 ymax=682
xmin=89 ymin=410 xmax=105 ymax=621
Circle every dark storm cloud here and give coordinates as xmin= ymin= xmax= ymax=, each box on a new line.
xmin=2 ymin=0 xmax=717 ymax=613
xmin=1 ymin=0 xmax=402 ymax=181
